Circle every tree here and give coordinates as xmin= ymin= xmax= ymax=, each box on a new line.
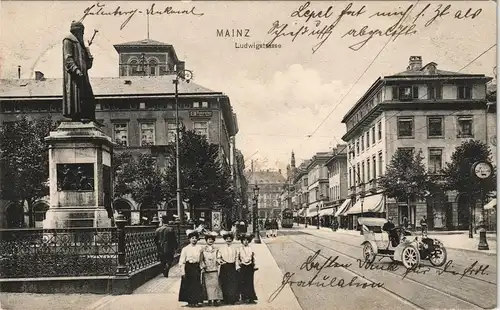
xmin=378 ymin=149 xmax=434 ymax=218
xmin=113 ymin=151 xmax=167 ymax=220
xmin=163 ymin=127 xmax=235 ymax=219
xmin=442 ymin=139 xmax=496 ymax=201
xmin=0 ymin=115 xmax=56 ymax=227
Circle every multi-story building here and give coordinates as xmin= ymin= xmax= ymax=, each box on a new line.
xmin=325 ymin=144 xmax=351 ymax=228
xmin=245 ymin=169 xmax=285 ymax=219
xmin=279 ymin=152 xmax=297 ymax=216
xmin=0 ymin=38 xmax=239 ymax=228
xmin=293 ymin=160 xmax=311 ymax=223
xmin=341 ymin=56 xmax=493 ymax=230
xmin=305 ymin=152 xmax=331 ymax=226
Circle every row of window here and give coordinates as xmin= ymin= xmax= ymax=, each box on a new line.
xmin=347 ymin=147 xmax=445 ymax=188
xmin=1 ymin=101 xmax=212 ymax=113
xmin=346 ymin=84 xmax=473 ymax=131
xmin=329 ymin=185 xmax=341 ymax=201
xmin=113 ymin=121 xmax=208 ymax=147
xmin=349 ymin=121 xmax=383 ymax=159
xmin=397 ymin=115 xmax=473 ymax=138
xmin=348 ymin=151 xmax=384 ymax=188
xmin=392 ymin=85 xmax=472 ymax=101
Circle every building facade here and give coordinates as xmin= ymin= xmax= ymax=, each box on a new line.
xmin=0 ymin=38 xmax=239 ymax=228
xmin=341 ymin=56 xmax=494 ymax=230
xmin=325 ymin=145 xmax=350 ymax=228
xmin=245 ymin=169 xmax=285 ymax=219
xmin=305 ymin=152 xmax=331 ymax=226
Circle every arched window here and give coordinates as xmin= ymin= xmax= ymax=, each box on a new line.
xmin=148 ymin=59 xmax=158 ymax=76
xmin=129 ymin=59 xmax=140 ymax=76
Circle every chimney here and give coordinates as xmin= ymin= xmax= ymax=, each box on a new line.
xmin=17 ymin=66 xmax=21 ymax=79
xmin=407 ymin=56 xmax=422 ymax=71
xmin=34 ymin=71 xmax=45 ymax=81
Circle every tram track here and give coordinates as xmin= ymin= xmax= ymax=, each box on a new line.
xmin=302 ymin=231 xmax=497 ymax=286
xmin=282 ymin=233 xmax=489 ymax=309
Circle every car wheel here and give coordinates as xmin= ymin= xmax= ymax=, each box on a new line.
xmin=402 ymin=245 xmax=420 ymax=270
xmin=363 ymin=243 xmax=376 ymax=264
xmin=429 ymin=246 xmax=447 ymax=267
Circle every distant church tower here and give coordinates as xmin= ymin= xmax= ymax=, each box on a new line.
xmin=291 ymin=151 xmax=296 ymax=168
xmin=113 ymin=39 xmax=185 ymax=77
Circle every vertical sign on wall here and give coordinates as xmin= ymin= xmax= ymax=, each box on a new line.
xmin=212 ymin=211 xmax=221 ymax=231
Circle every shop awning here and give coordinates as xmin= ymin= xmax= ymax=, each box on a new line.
xmin=306 ymin=202 xmax=320 ymax=217
xmin=335 ymin=199 xmax=351 ymax=217
xmin=345 ymin=194 xmax=384 ymax=215
xmin=484 ymin=198 xmax=497 ymax=210
xmin=319 ymin=207 xmax=336 ymax=216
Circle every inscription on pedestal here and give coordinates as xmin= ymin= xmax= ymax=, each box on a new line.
xmin=57 ymin=163 xmax=94 ymax=191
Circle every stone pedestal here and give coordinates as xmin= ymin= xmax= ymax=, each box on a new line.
xmin=43 ymin=121 xmax=114 ymax=229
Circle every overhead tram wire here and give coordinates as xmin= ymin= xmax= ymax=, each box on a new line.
xmin=328 ymin=43 xmax=497 ymax=185
xmin=306 ymin=0 xmax=421 ymax=140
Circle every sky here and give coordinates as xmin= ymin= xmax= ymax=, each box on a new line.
xmin=0 ymin=1 xmax=497 ymax=172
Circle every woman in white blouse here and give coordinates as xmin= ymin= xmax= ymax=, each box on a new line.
xmin=178 ymin=229 xmax=203 ymax=307
xmin=217 ymin=230 xmax=240 ymax=305
xmin=238 ymin=233 xmax=258 ymax=304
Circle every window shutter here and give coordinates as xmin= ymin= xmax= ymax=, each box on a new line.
xmin=392 ymin=86 xmax=398 ymax=100
xmin=412 ymin=86 xmax=419 ymax=99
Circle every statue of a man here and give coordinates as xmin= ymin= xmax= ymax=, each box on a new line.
xmin=62 ymin=21 xmax=95 ymax=123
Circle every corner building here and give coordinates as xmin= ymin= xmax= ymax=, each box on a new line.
xmin=340 ymin=56 xmax=494 ymax=231
xmin=0 ymin=38 xmax=239 ymax=228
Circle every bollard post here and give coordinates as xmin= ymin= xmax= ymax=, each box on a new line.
xmin=115 ymin=213 xmax=129 ymax=276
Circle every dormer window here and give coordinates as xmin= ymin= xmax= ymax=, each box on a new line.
xmin=392 ymin=86 xmax=419 ymax=100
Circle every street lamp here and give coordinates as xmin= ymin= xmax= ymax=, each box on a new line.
xmin=253 ymin=184 xmax=262 ymax=244
xmin=359 ymin=194 xmax=365 ymax=235
xmin=173 ymin=69 xmax=193 ymax=225
xmin=471 ymin=161 xmax=493 ymax=250
xmin=304 ymin=205 xmax=308 ymax=228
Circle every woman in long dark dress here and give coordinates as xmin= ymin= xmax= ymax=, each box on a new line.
xmin=238 ymin=233 xmax=258 ymax=304
xmin=178 ymin=229 xmax=204 ymax=307
xmin=217 ymin=230 xmax=240 ymax=305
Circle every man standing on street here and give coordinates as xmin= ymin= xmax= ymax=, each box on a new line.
xmin=155 ymin=214 xmax=178 ymax=277
xmin=420 ymin=215 xmax=428 ymax=235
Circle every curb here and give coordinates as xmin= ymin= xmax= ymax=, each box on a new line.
xmin=259 ymin=238 xmax=303 ymax=310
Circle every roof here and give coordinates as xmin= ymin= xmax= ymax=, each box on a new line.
xmin=245 ymin=170 xmax=286 ymax=184
xmin=0 ymin=75 xmax=220 ymax=99
xmin=342 ymin=60 xmax=491 ymax=123
xmin=114 ymin=39 xmax=171 ymax=47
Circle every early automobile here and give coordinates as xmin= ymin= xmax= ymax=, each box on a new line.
xmin=359 ymin=217 xmax=447 ymax=269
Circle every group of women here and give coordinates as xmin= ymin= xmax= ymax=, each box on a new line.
xmin=178 ymin=229 xmax=258 ymax=308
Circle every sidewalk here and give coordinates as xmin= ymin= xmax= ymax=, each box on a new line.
xmin=298 ymin=224 xmax=497 ymax=255
xmin=86 ymin=239 xmax=302 ymax=310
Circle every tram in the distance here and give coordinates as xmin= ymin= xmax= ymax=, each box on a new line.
xmin=281 ymin=208 xmax=294 ymax=228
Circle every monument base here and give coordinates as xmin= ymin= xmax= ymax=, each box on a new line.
xmin=43 ymin=208 xmax=112 ymax=229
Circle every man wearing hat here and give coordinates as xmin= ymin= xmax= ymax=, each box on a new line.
xmin=63 ymin=21 xmax=96 ymax=123
xmin=154 ymin=215 xmax=178 ymax=277
xmin=383 ymin=217 xmax=398 ymax=247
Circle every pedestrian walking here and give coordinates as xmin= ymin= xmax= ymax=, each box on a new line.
xmin=178 ymin=229 xmax=204 ymax=307
xmin=238 ymin=233 xmax=258 ymax=304
xmin=420 ymin=215 xmax=428 ymax=235
xmin=154 ymin=214 xmax=178 ymax=277
xmin=265 ymin=219 xmax=272 ymax=238
xmin=271 ymin=218 xmax=279 ymax=237
xmin=217 ymin=230 xmax=240 ymax=305
xmin=200 ymin=231 xmax=223 ymax=306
